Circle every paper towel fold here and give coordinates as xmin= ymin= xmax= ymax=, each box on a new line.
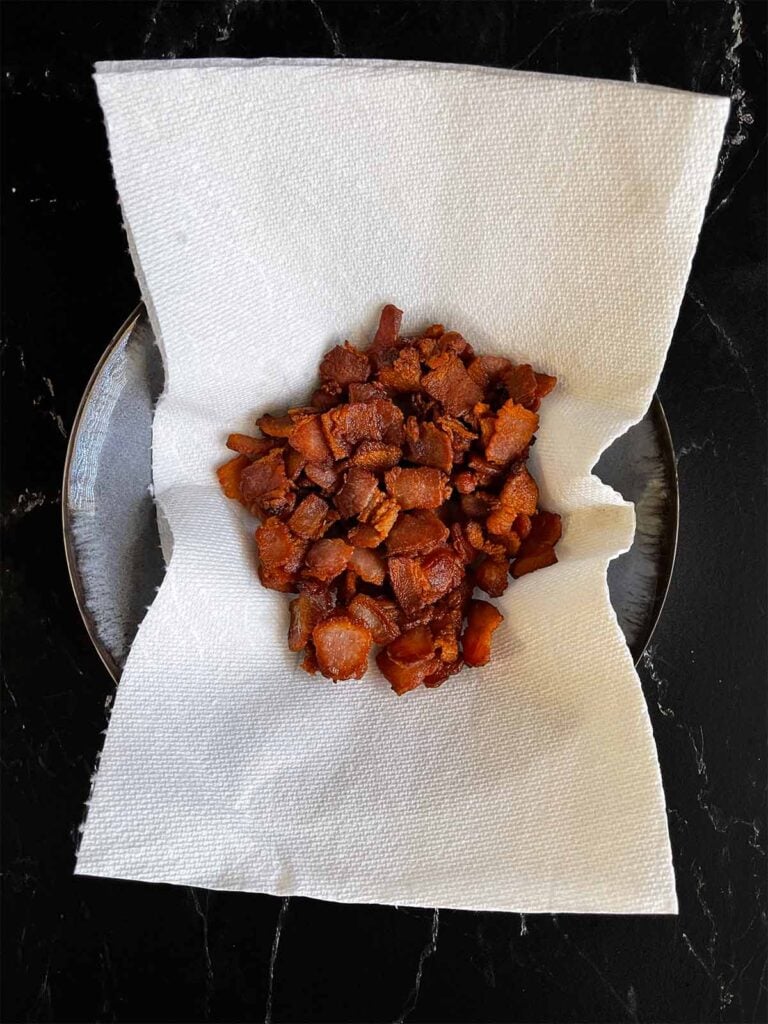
xmin=77 ymin=59 xmax=728 ymax=913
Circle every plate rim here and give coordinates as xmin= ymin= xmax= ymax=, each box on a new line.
xmin=62 ymin=304 xmax=679 ymax=681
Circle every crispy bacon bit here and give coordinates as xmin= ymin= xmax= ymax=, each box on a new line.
xmin=371 ymin=303 xmax=403 ymax=351
xmin=303 ymin=538 xmax=353 ymax=582
xmin=377 ymin=346 xmax=422 ymax=392
xmin=386 ymin=510 xmax=449 ymax=556
xmin=376 ymin=648 xmax=437 ymax=695
xmin=226 ymin=434 xmax=276 ymax=459
xmin=348 ymin=594 xmax=401 ymax=644
xmin=422 ymin=353 xmax=484 ymax=417
xmin=257 ymin=412 xmax=295 ymax=438
xmin=288 ymin=594 xmax=327 ymax=652
xmin=240 ymin=449 xmax=291 ymax=514
xmin=223 ymin=304 xmax=558 ymax=691
xmin=289 ymin=494 xmax=334 ymax=539
xmin=404 ymin=418 xmax=453 ymax=472
xmin=351 ymin=441 xmax=402 ymax=471
xmin=289 ymin=414 xmax=333 ymax=464
xmin=501 ymin=364 xmax=538 ymax=407
xmin=486 ymin=466 xmax=539 ymax=536
xmin=319 ymin=341 xmax=371 ymax=386
xmin=217 ymin=454 xmax=249 ymax=500
xmin=474 ymin=558 xmax=509 ymax=598
xmin=484 ymin=401 xmax=539 ymax=465
xmin=313 ymin=616 xmax=372 ymax=680
xmin=385 ymin=466 xmax=449 ymax=510
xmin=462 ymin=600 xmax=504 ymax=667
xmin=334 ymin=467 xmax=378 ymax=519
xmin=388 ymin=626 xmax=435 ymax=664
xmin=349 ymin=547 xmax=386 ymax=585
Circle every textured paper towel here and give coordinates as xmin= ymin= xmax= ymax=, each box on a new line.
xmin=78 ymin=59 xmax=728 ymax=913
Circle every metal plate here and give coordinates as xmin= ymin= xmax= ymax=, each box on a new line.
xmin=63 ymin=306 xmax=678 ymax=681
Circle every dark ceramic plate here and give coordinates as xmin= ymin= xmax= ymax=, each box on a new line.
xmin=63 ymin=306 xmax=678 ymax=681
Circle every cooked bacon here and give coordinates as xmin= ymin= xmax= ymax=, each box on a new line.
xmin=386 ymin=510 xmax=449 ymax=556
xmin=377 ymin=345 xmax=422 ymax=392
xmin=226 ymin=434 xmax=276 ymax=459
xmin=404 ymin=418 xmax=453 ymax=472
xmin=422 ymin=353 xmax=484 ymax=416
xmin=313 ymin=616 xmax=372 ymax=680
xmin=474 ymin=558 xmax=509 ymax=598
xmin=257 ymin=412 xmax=295 ymax=438
xmin=288 ymin=493 xmax=334 ymax=539
xmin=385 ymin=467 xmax=449 ymax=510
xmin=484 ymin=401 xmax=539 ymax=465
xmin=501 ymin=364 xmax=538 ymax=407
xmin=289 ymin=414 xmax=333 ymax=463
xmin=349 ymin=547 xmax=386 ymax=585
xmin=348 ymin=594 xmax=401 ymax=644
xmin=334 ymin=467 xmax=378 ymax=518
xmin=319 ymin=341 xmax=371 ymax=386
xmin=486 ymin=466 xmax=539 ymax=535
xmin=462 ymin=600 xmax=503 ymax=667
xmin=303 ymin=538 xmax=353 ymax=582
xmin=217 ymin=454 xmax=249 ymax=500
xmin=388 ymin=626 xmax=435 ymax=664
xmin=371 ymin=303 xmax=403 ymax=351
xmin=223 ymin=304 xmax=558 ymax=692
xmin=351 ymin=441 xmax=402 ymax=471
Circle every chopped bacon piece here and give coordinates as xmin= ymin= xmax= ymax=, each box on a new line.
xmin=338 ymin=568 xmax=358 ymax=603
xmin=452 ymin=471 xmax=478 ymax=494
xmin=348 ymin=381 xmax=387 ymax=403
xmin=501 ymin=364 xmax=538 ymax=407
xmin=257 ymin=412 xmax=295 ymax=438
xmin=423 ymin=658 xmax=463 ymax=688
xmin=467 ymin=454 xmax=504 ymax=486
xmin=388 ymin=556 xmax=430 ymax=615
xmin=450 ymin=522 xmax=476 ymax=565
xmin=388 ymin=626 xmax=435 ymax=664
xmin=288 ymin=494 xmax=334 ymax=539
xmin=385 ymin=466 xmax=449 ymax=510
xmin=534 ymin=372 xmax=557 ymax=399
xmin=377 ymin=346 xmax=421 ymax=392
xmin=422 ymin=353 xmax=484 ymax=416
xmin=404 ymin=418 xmax=453 ymax=472
xmin=319 ymin=341 xmax=371 ymax=386
xmin=217 ymin=454 xmax=249 ymax=500
xmin=289 ymin=414 xmax=333 ymax=463
xmin=357 ymin=492 xmax=400 ymax=541
xmin=347 ymin=523 xmax=382 ymax=549
xmin=486 ymin=466 xmax=539 ymax=535
xmin=349 ymin=547 xmax=386 ymax=585
xmin=312 ymin=616 xmax=372 ymax=680
xmin=372 ymin=398 xmax=405 ymax=446
xmin=303 ymin=461 xmax=342 ymax=491
xmin=512 ymin=544 xmax=558 ymax=578
xmin=436 ymin=416 xmax=476 ymax=461
xmin=288 ymin=594 xmax=328 ymax=652
xmin=303 ymin=538 xmax=353 ymax=582
xmin=334 ymin=467 xmax=378 ymax=519
xmin=462 ymin=600 xmax=503 ymax=667
xmin=284 ymin=447 xmax=307 ymax=480
xmin=370 ymin=303 xmax=403 ymax=351
xmin=226 ymin=434 xmax=276 ymax=459
xmin=474 ymin=558 xmax=509 ymax=598
xmin=466 ymin=355 xmax=512 ymax=389
xmin=348 ymin=594 xmax=401 ymax=644
xmin=376 ymin=649 xmax=438 ymax=695
xmin=523 ymin=511 xmax=562 ymax=549
xmin=240 ymin=449 xmax=291 ymax=514
xmin=484 ymin=401 xmax=539 ymax=465
xmin=386 ymin=510 xmax=449 ymax=556
xmin=310 ymin=384 xmax=342 ymax=412
xmin=421 ymin=546 xmax=464 ymax=602
xmin=351 ymin=441 xmax=402 ymax=471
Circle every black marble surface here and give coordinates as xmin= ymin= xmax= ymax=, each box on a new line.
xmin=2 ymin=3 xmax=766 ymax=1022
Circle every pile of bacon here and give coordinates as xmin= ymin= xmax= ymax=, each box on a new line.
xmin=217 ymin=305 xmax=561 ymax=694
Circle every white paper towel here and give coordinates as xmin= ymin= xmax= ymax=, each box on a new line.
xmin=78 ymin=58 xmax=728 ymax=913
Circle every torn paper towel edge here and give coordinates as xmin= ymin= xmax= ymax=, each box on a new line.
xmin=78 ymin=60 xmax=730 ymax=913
